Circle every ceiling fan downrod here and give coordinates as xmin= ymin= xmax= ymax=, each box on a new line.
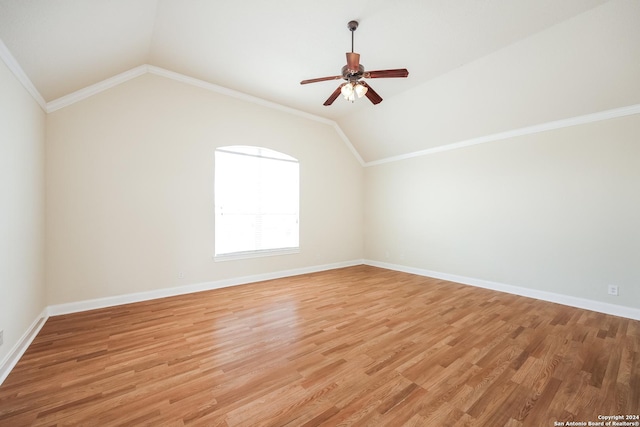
xmin=348 ymin=20 xmax=358 ymax=52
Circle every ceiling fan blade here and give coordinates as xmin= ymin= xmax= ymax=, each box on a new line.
xmin=300 ymin=75 xmax=343 ymax=85
xmin=346 ymin=52 xmax=360 ymax=71
xmin=363 ymin=68 xmax=409 ymax=79
xmin=360 ymin=81 xmax=382 ymax=105
xmin=323 ymin=85 xmax=343 ymax=106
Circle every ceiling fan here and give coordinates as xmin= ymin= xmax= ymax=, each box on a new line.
xmin=300 ymin=20 xmax=409 ymax=106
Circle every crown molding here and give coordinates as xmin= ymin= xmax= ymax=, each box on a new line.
xmin=41 ymin=64 xmax=364 ymax=166
xmin=331 ymin=122 xmax=365 ymax=166
xmin=146 ymin=66 xmax=334 ymax=126
xmin=40 ymin=63 xmax=337 ymax=129
xmin=0 ymin=39 xmax=47 ymax=111
xmin=46 ymin=65 xmax=148 ymax=113
xmin=4 ymin=35 xmax=636 ymax=170
xmin=365 ymin=103 xmax=640 ymax=167
xmin=145 ymin=66 xmax=365 ymax=166
xmin=0 ymin=38 xmax=362 ymax=164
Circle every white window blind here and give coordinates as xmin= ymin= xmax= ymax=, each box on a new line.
xmin=215 ymin=146 xmax=299 ymax=259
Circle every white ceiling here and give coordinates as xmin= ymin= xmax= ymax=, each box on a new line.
xmin=1 ymin=0 xmax=639 ymax=163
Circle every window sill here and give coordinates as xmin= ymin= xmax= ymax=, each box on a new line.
xmin=214 ymin=247 xmax=300 ymax=262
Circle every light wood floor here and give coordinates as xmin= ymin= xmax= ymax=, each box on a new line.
xmin=1 ymin=266 xmax=638 ymax=426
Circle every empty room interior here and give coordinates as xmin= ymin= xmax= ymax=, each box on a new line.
xmin=1 ymin=0 xmax=639 ymax=425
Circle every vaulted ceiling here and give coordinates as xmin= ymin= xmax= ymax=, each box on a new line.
xmin=1 ymin=0 xmax=639 ymax=163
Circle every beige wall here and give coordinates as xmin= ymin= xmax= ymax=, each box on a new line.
xmin=364 ymin=114 xmax=640 ymax=309
xmin=45 ymin=73 xmax=363 ymax=305
xmin=0 ymin=60 xmax=46 ymax=363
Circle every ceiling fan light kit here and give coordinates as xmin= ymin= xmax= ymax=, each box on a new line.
xmin=300 ymin=20 xmax=409 ymax=106
xmin=340 ymin=81 xmax=368 ymax=102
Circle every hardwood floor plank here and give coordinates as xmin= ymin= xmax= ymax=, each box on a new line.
xmin=1 ymin=265 xmax=638 ymax=426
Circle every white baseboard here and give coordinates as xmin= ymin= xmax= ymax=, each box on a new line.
xmin=0 ymin=308 xmax=49 ymax=386
xmin=47 ymin=259 xmax=364 ymax=316
xmin=5 ymin=258 xmax=636 ymax=386
xmin=364 ymin=259 xmax=640 ymax=321
xmin=1 ymin=260 xmax=363 ymax=385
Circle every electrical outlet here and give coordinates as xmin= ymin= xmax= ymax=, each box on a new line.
xmin=607 ymin=285 xmax=619 ymax=296
xmin=0 ymin=330 xmax=3 ymax=346
xmin=178 ymin=272 xmax=185 ymax=279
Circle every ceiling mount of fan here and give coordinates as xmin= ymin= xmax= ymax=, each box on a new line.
xmin=300 ymin=20 xmax=409 ymax=106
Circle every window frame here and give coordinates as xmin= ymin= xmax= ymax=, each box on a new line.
xmin=213 ymin=145 xmax=300 ymax=261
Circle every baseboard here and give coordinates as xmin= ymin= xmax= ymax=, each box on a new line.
xmin=48 ymin=259 xmax=364 ymax=316
xmin=8 ymin=258 xmax=634 ymax=387
xmin=364 ymin=259 xmax=640 ymax=321
xmin=0 ymin=308 xmax=49 ymax=386
xmin=1 ymin=260 xmax=363 ymax=386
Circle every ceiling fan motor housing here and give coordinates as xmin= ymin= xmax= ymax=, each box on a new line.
xmin=342 ymin=64 xmax=365 ymax=81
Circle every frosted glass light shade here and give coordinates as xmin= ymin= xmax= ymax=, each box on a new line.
xmin=355 ymin=83 xmax=368 ymax=98
xmin=341 ymin=82 xmax=354 ymax=98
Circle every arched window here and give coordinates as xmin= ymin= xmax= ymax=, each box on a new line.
xmin=214 ymin=146 xmax=299 ymax=259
